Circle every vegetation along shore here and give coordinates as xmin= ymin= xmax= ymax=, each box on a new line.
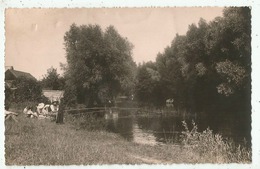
xmin=5 ymin=107 xmax=251 ymax=165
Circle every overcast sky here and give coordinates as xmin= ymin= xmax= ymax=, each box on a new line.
xmin=5 ymin=7 xmax=223 ymax=79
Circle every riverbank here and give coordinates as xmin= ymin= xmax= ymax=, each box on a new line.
xmin=5 ymin=111 xmax=251 ymax=165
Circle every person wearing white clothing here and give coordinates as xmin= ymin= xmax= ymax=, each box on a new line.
xmin=23 ymin=106 xmax=38 ymax=118
xmin=42 ymin=104 xmax=50 ymax=115
xmin=36 ymin=103 xmax=45 ymax=115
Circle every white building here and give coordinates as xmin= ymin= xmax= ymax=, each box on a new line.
xmin=42 ymin=90 xmax=64 ymax=103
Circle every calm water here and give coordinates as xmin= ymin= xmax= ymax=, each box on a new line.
xmin=104 ymin=110 xmax=251 ymax=147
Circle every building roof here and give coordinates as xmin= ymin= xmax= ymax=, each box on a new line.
xmin=5 ymin=67 xmax=36 ymax=80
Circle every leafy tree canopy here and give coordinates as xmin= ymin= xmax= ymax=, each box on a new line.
xmin=135 ymin=7 xmax=251 ymax=113
xmin=63 ymin=24 xmax=136 ymax=107
xmin=11 ymin=77 xmax=47 ymax=103
xmin=40 ymin=67 xmax=65 ymax=90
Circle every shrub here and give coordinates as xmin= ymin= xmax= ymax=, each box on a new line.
xmin=66 ymin=112 xmax=107 ymax=131
xmin=180 ymin=120 xmax=251 ymax=163
xmin=11 ymin=77 xmax=48 ymax=103
xmin=5 ymin=85 xmax=12 ymax=110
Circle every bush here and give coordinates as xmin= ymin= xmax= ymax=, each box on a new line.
xmin=11 ymin=77 xmax=48 ymax=103
xmin=180 ymin=120 xmax=251 ymax=163
xmin=5 ymin=85 xmax=12 ymax=110
xmin=5 ymin=77 xmax=49 ymax=113
xmin=66 ymin=112 xmax=107 ymax=131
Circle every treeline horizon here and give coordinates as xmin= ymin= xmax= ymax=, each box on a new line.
xmin=135 ymin=7 xmax=251 ymax=116
xmin=9 ymin=7 xmax=251 ymax=117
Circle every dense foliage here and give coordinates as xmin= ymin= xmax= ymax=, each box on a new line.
xmin=40 ymin=67 xmax=65 ymax=90
xmin=135 ymin=7 xmax=251 ymax=114
xmin=7 ymin=77 xmax=47 ymax=104
xmin=4 ymin=85 xmax=12 ymax=110
xmin=63 ymin=24 xmax=136 ymax=107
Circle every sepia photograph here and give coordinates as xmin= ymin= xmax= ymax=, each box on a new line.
xmin=3 ymin=6 xmax=253 ymax=165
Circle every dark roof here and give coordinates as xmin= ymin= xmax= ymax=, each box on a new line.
xmin=5 ymin=69 xmax=36 ymax=80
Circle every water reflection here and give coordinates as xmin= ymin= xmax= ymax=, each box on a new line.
xmin=132 ymin=121 xmax=157 ymax=145
xmin=136 ymin=116 xmax=183 ymax=144
xmin=105 ymin=110 xmax=251 ymax=147
xmin=106 ymin=111 xmax=134 ymax=141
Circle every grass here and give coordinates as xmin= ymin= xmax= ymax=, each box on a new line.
xmin=180 ymin=120 xmax=251 ymax=163
xmin=5 ymin=109 xmax=251 ymax=165
xmin=5 ymin=113 xmax=181 ymax=165
xmin=7 ymin=101 xmax=38 ymax=112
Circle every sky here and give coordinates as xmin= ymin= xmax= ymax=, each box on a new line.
xmin=5 ymin=7 xmax=224 ymax=79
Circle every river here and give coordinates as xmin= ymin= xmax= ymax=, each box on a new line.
xmin=104 ymin=109 xmax=251 ymax=148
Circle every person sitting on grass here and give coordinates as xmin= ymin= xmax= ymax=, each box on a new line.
xmin=42 ymin=104 xmax=51 ymax=115
xmin=37 ymin=103 xmax=45 ymax=115
xmin=5 ymin=105 xmax=18 ymax=122
xmin=23 ymin=105 xmax=38 ymax=118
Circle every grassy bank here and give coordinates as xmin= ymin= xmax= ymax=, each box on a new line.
xmin=5 ymin=110 xmax=251 ymax=165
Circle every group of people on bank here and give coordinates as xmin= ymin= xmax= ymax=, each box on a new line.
xmin=23 ymin=99 xmax=59 ymax=120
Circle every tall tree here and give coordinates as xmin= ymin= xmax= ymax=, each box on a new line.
xmin=63 ymin=24 xmax=136 ymax=107
xmin=135 ymin=62 xmax=161 ymax=107
xmin=41 ymin=67 xmax=65 ymax=90
xmin=205 ymin=7 xmax=251 ymax=112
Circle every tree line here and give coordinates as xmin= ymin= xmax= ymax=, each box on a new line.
xmin=60 ymin=7 xmax=250 ymax=115
xmin=135 ymin=7 xmax=251 ymax=115
xmin=6 ymin=7 xmax=251 ymax=116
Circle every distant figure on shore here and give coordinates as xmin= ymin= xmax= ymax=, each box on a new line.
xmin=166 ymin=98 xmax=174 ymax=108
